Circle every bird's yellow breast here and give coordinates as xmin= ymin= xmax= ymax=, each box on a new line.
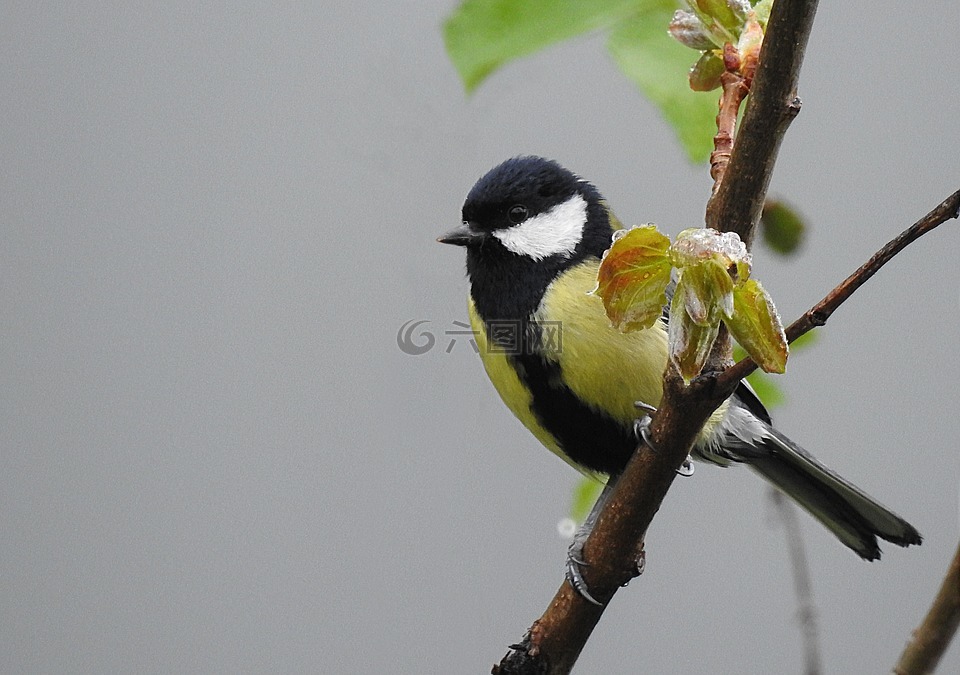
xmin=470 ymin=258 xmax=727 ymax=475
xmin=533 ymin=261 xmax=668 ymax=422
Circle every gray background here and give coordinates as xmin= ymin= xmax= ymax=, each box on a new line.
xmin=2 ymin=2 xmax=958 ymax=673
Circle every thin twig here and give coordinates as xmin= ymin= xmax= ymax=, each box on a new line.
xmin=769 ymin=490 xmax=823 ymax=675
xmin=718 ymin=188 xmax=960 ymax=391
xmin=893 ymin=541 xmax=960 ymax=675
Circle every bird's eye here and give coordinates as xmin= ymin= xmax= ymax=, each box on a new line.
xmin=507 ymin=205 xmax=529 ymax=224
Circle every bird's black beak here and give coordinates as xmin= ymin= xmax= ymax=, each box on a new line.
xmin=437 ymin=223 xmax=486 ymax=247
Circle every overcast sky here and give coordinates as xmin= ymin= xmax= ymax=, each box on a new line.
xmin=2 ymin=2 xmax=959 ymax=673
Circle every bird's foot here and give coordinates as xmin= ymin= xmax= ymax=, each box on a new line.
xmin=567 ymin=535 xmax=647 ymax=606
xmin=633 ymin=403 xmax=694 ymax=476
xmin=634 ymin=401 xmax=657 ymax=415
xmin=566 ymin=534 xmax=604 ymax=607
xmin=632 ymin=403 xmax=657 ymax=450
xmin=564 ymin=482 xmax=615 ymax=607
xmin=635 ymin=544 xmax=646 ymax=575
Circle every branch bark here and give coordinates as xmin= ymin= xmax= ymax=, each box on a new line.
xmin=893 ymin=541 xmax=960 ymax=675
xmin=494 ymin=372 xmax=734 ymax=674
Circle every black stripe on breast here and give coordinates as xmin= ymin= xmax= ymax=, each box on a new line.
xmin=510 ymin=326 xmax=636 ymax=476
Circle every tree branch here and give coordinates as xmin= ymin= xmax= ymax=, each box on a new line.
xmin=718 ymin=188 xmax=960 ymax=390
xmin=705 ymin=0 xmax=819 ymax=246
xmin=494 ymin=372 xmax=734 ymax=674
xmin=893 ymin=541 xmax=960 ymax=674
xmin=494 ymin=1 xmax=822 ymax=672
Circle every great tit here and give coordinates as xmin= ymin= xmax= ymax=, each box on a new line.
xmin=439 ymin=156 xmax=921 ymax=564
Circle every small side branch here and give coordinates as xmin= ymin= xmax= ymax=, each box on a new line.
xmin=893 ymin=541 xmax=960 ymax=674
xmin=719 ymin=188 xmax=960 ymax=390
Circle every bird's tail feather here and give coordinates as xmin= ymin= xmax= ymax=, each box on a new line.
xmin=748 ymin=427 xmax=921 ymax=560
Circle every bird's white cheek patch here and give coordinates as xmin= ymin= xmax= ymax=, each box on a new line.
xmin=493 ymin=194 xmax=587 ymax=260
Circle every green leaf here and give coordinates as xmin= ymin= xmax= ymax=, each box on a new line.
xmin=443 ymin=0 xmax=641 ymax=93
xmin=691 ymin=0 xmax=743 ymax=33
xmin=594 ymin=225 xmax=673 ymax=332
xmin=678 ymin=259 xmax=735 ymax=323
xmin=760 ymin=199 xmax=807 ymax=255
xmin=668 ymin=279 xmax=720 ymax=382
xmin=734 ymin=321 xmax=818 ymax=361
xmin=733 ymin=327 xmax=820 ymax=410
xmin=608 ymin=4 xmax=719 ymax=162
xmin=689 ymin=50 xmax=725 ymax=91
xmin=570 ymin=476 xmax=605 ymax=524
xmin=726 ymin=278 xmax=788 ymax=373
xmin=732 ymin=344 xmax=785 ymax=407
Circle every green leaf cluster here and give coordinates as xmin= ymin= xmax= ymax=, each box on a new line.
xmin=595 ymin=225 xmax=788 ymax=382
xmin=443 ymin=0 xmax=718 ymax=162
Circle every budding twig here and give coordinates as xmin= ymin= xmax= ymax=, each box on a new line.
xmin=719 ymin=188 xmax=960 ymax=390
xmin=710 ymin=44 xmax=755 ymax=190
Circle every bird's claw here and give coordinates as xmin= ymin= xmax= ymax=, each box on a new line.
xmin=632 ymin=412 xmax=657 ymax=451
xmin=634 ymin=404 xmax=695 ymax=477
xmin=566 ymin=539 xmax=604 ymax=606
xmin=634 ymin=401 xmax=657 ymax=414
xmin=567 ymin=538 xmax=647 ymax=604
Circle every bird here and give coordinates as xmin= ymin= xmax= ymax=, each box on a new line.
xmin=438 ymin=156 xmax=921 ymax=597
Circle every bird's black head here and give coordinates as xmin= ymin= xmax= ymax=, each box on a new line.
xmin=439 ymin=156 xmax=615 ymax=321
